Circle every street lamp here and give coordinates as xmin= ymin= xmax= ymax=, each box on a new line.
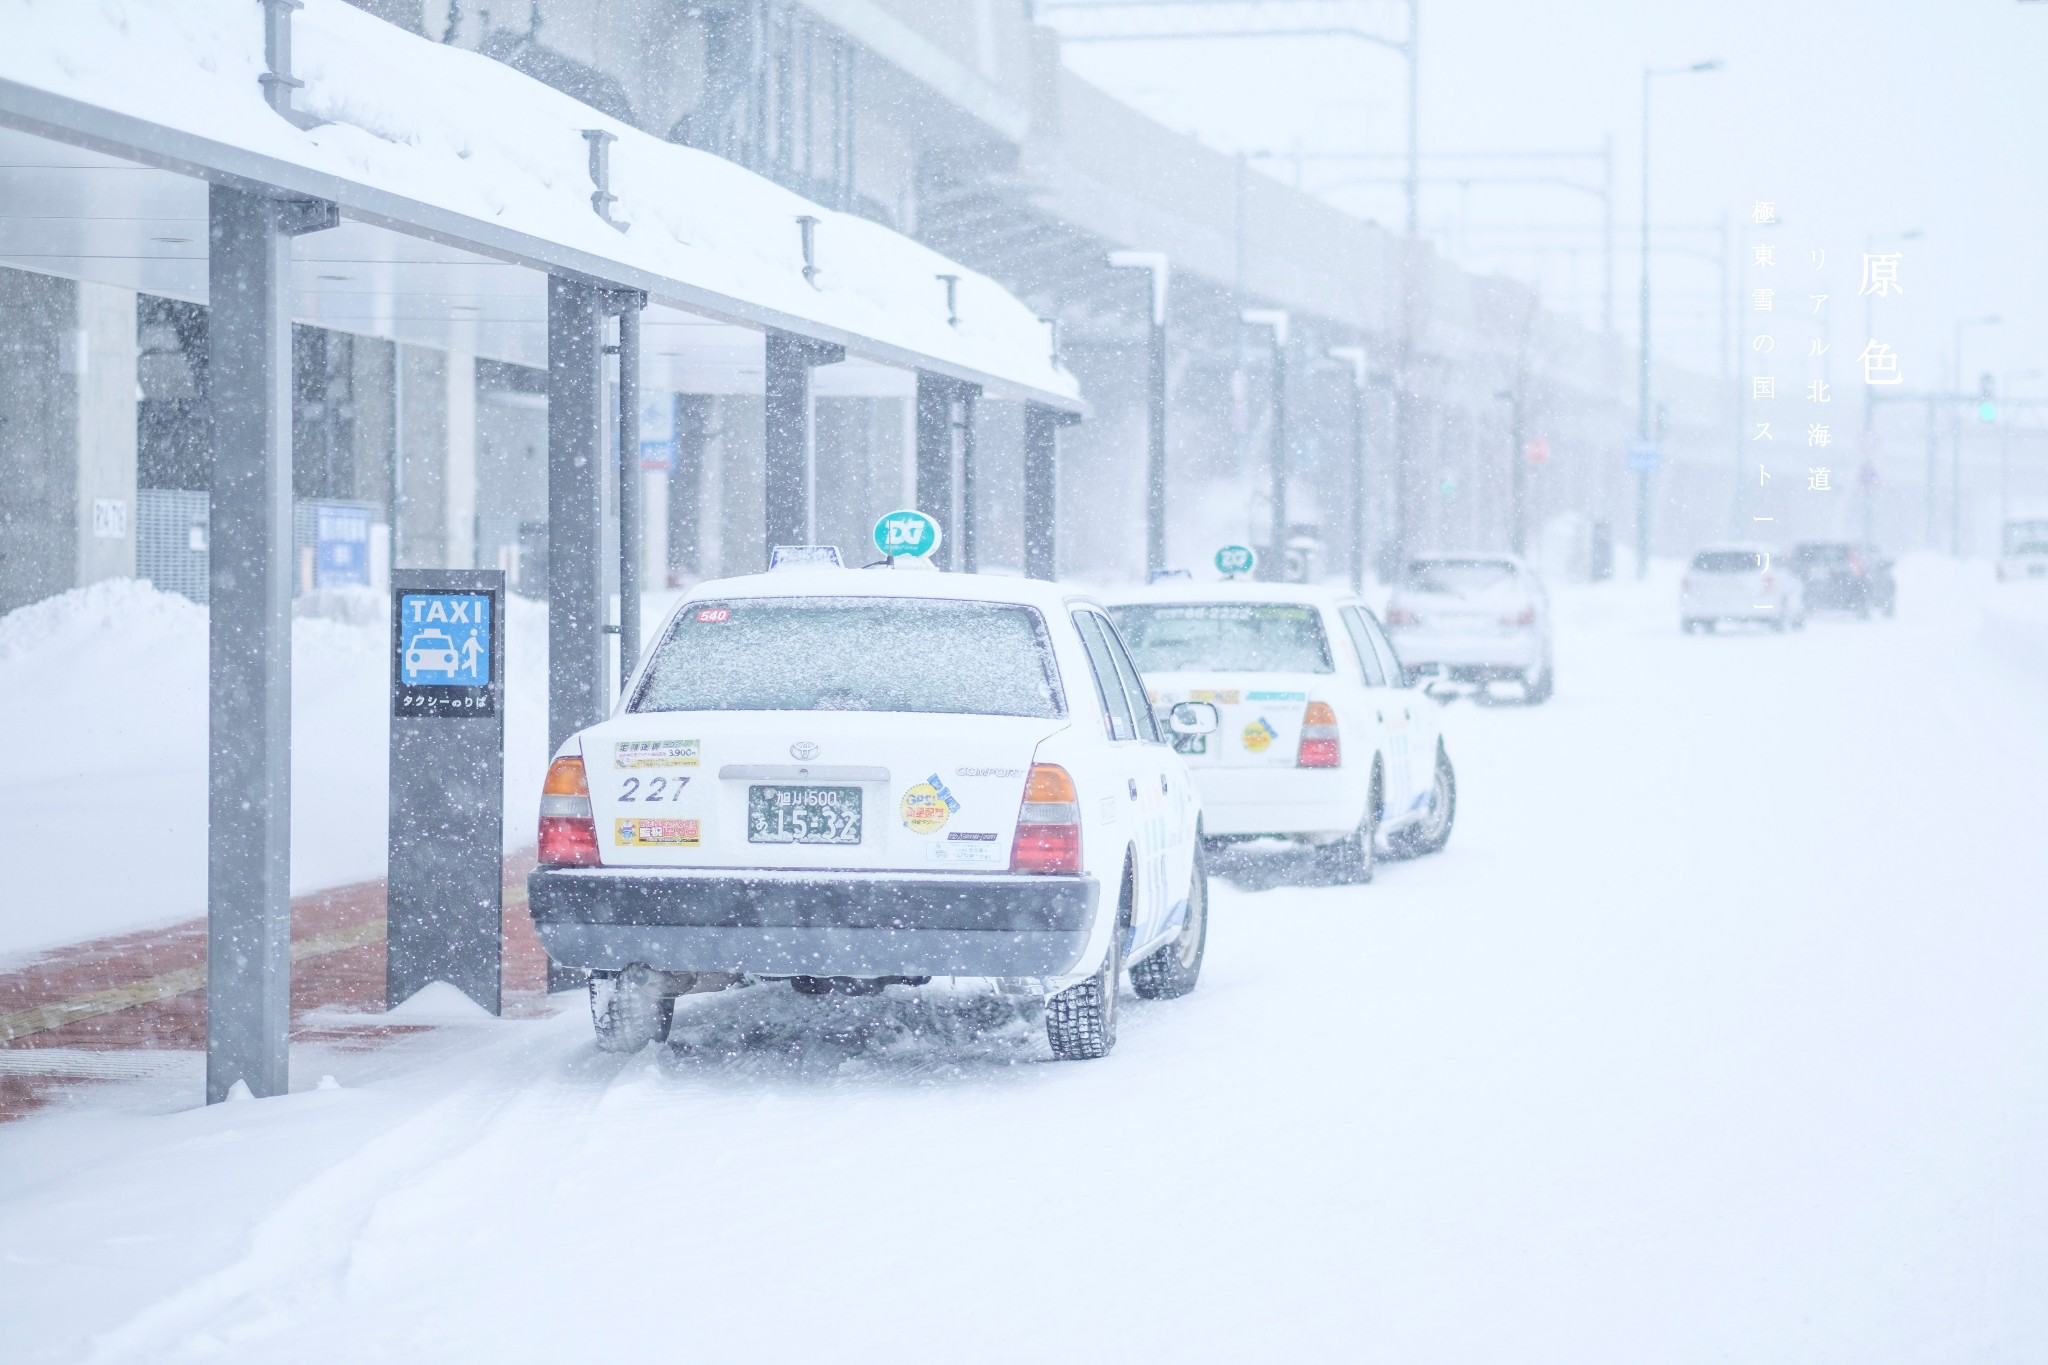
xmin=1637 ymin=57 xmax=1722 ymax=579
xmin=1330 ymin=346 xmax=1371 ymax=593
xmin=1107 ymin=251 xmax=1170 ymax=577
xmin=1951 ymin=313 xmax=2001 ymax=554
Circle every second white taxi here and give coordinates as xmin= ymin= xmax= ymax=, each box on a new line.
xmin=527 ymin=569 xmax=1217 ymax=1061
xmin=1103 ymin=582 xmax=1455 ymax=883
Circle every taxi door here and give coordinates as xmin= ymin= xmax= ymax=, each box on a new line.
xmin=1339 ymin=604 xmax=1418 ymax=819
xmin=1071 ymin=609 xmax=1171 ymax=949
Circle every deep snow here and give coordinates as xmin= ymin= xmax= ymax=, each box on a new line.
xmin=1 ymin=559 xmax=2045 ymax=1363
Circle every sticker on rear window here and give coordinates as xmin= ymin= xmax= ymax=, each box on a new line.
xmin=1189 ymin=689 xmax=1240 ymax=705
xmin=615 ymin=739 xmax=700 ymax=768
xmin=615 ymin=817 xmax=700 ymax=847
xmin=1242 ymin=717 xmax=1277 ymax=753
xmin=900 ymin=773 xmax=961 ymax=835
xmin=954 ymin=767 xmax=1023 ymax=778
xmin=694 ymin=607 xmax=731 ymax=623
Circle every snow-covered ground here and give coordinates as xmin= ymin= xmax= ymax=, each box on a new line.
xmin=3 ymin=559 xmax=2046 ymax=1362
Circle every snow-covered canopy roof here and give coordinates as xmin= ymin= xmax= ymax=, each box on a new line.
xmin=0 ymin=0 xmax=1081 ymax=409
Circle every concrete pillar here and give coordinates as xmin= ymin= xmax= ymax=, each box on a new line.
xmin=204 ymin=184 xmax=336 ymax=1104
xmin=394 ymin=343 xmax=449 ymax=569
xmin=0 ymin=269 xmax=139 ymax=612
xmin=667 ymin=394 xmax=712 ymax=580
xmin=1024 ymin=402 xmax=1068 ymax=581
xmin=444 ymin=351 xmax=477 ymax=569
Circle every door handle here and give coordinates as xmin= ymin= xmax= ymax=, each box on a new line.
xmin=1127 ymin=778 xmax=1138 ymax=800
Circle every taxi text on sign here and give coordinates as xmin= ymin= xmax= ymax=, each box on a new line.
xmin=387 ymin=570 xmax=506 ymax=1013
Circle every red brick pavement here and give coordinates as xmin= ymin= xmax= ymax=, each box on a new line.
xmin=0 ymin=852 xmax=547 ymax=1120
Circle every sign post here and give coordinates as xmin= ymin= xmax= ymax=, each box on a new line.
xmin=388 ymin=569 xmax=506 ymax=1014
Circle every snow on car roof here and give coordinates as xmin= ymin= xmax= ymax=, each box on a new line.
xmin=679 ymin=568 xmax=1106 ymax=615
xmin=1094 ymin=579 xmax=1360 ymax=607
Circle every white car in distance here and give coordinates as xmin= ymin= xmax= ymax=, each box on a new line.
xmin=1103 ymin=582 xmax=1455 ymax=883
xmin=1381 ymin=555 xmax=1554 ymax=703
xmin=527 ymin=570 xmax=1216 ymax=1061
xmin=1681 ymin=545 xmax=1806 ymax=632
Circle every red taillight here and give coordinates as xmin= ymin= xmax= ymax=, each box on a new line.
xmin=1011 ymin=763 xmax=1082 ymax=874
xmin=1296 ymin=701 xmax=1341 ymax=768
xmin=1385 ymin=606 xmax=1420 ymax=627
xmin=1761 ymin=572 xmax=1776 ymax=589
xmin=1500 ymin=605 xmax=1536 ymax=627
xmin=1849 ymin=552 xmax=1865 ymax=575
xmin=538 ymin=755 xmax=600 ymax=867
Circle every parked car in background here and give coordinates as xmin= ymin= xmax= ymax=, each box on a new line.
xmin=1381 ymin=555 xmax=1553 ymax=703
xmin=1681 ymin=545 xmax=1805 ymax=632
xmin=1103 ymin=582 xmax=1456 ymax=883
xmin=1997 ymin=518 xmax=2048 ymax=582
xmin=1788 ymin=541 xmax=1895 ymax=617
xmin=528 ymin=570 xmax=1216 ymax=1061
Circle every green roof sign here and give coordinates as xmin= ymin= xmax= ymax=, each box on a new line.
xmin=873 ymin=509 xmax=943 ymax=560
xmin=1215 ymin=544 xmax=1257 ymax=578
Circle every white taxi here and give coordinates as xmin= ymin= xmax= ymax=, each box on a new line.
xmin=527 ymin=569 xmax=1217 ymax=1060
xmin=1102 ymin=582 xmax=1455 ymax=883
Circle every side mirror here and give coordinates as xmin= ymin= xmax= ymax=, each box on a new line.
xmin=1168 ymin=701 xmax=1220 ymax=736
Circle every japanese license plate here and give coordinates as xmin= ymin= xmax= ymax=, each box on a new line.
xmin=747 ymin=784 xmax=862 ymax=844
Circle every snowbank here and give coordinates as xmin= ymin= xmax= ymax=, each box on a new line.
xmin=0 ymin=580 xmax=551 ymax=962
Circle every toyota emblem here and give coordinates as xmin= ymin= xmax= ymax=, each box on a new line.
xmin=789 ymin=741 xmax=820 ymax=760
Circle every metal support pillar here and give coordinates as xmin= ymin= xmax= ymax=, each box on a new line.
xmin=915 ymin=371 xmax=958 ymax=568
xmin=1108 ymin=252 xmax=1170 ymax=577
xmin=764 ymin=330 xmax=844 ymax=565
xmin=1507 ymin=388 xmax=1528 ymax=556
xmin=611 ymin=292 xmax=646 ymax=684
xmin=548 ymin=276 xmax=607 ymax=756
xmin=204 ymin=184 xmax=335 ymax=1104
xmin=958 ymin=386 xmax=982 ymax=573
xmin=1024 ymin=402 xmax=1074 ymax=581
xmin=1242 ymin=310 xmax=1289 ymax=578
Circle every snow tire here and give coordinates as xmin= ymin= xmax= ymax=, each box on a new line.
xmin=1313 ymin=768 xmax=1380 ymax=885
xmin=1046 ymin=869 xmax=1129 ymax=1060
xmin=1388 ymin=742 xmax=1457 ymax=859
xmin=1131 ymin=855 xmax=1209 ymax=1000
xmin=590 ymin=964 xmax=674 ymax=1052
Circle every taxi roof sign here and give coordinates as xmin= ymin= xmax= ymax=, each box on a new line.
xmin=769 ymin=544 xmax=844 ymax=571
xmin=1215 ymin=544 xmax=1257 ymax=578
xmin=873 ymin=509 xmax=943 ymax=561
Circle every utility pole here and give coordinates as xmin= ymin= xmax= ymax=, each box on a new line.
xmin=1243 ymin=309 xmax=1290 ymax=575
xmin=1108 ymin=251 xmax=1171 ymax=577
xmin=1330 ymin=346 xmax=1371 ymax=593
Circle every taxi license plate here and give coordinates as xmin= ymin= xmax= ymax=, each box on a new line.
xmin=747 ymin=784 xmax=862 ymax=844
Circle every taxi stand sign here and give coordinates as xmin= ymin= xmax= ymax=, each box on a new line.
xmin=387 ymin=570 xmax=506 ymax=1014
xmin=874 ymin=508 xmax=943 ymax=562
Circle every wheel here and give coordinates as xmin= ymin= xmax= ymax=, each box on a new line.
xmin=590 ymin=964 xmax=675 ymax=1052
xmin=1523 ymin=660 xmax=1554 ymax=704
xmin=1131 ymin=855 xmax=1209 ymax=1000
xmin=1388 ymin=742 xmax=1457 ymax=858
xmin=1312 ymin=768 xmax=1380 ymax=885
xmin=1046 ymin=868 xmax=1130 ymax=1060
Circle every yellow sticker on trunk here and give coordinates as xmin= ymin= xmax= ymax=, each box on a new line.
xmin=615 ymin=817 xmax=700 ymax=847
xmin=1241 ymin=717 xmax=1277 ymax=753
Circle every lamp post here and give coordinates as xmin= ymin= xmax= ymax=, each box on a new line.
xmin=1951 ymin=313 xmax=2001 ymax=554
xmin=1108 ymin=251 xmax=1170 ymax=578
xmin=1637 ymin=58 xmax=1723 ymax=579
xmin=1242 ymin=309 xmax=1290 ymax=577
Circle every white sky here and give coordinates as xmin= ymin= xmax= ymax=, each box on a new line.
xmin=1057 ymin=0 xmax=2047 ymax=403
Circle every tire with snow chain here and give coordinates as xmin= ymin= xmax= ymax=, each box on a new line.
xmin=1131 ymin=855 xmax=1209 ymax=999
xmin=1388 ymin=742 xmax=1457 ymax=859
xmin=590 ymin=965 xmax=674 ymax=1052
xmin=1312 ymin=769 xmax=1380 ymax=886
xmin=1046 ymin=872 xmax=1129 ymax=1059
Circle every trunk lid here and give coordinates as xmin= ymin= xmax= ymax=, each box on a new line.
xmin=577 ymin=710 xmax=1069 ymax=871
xmin=1142 ymin=671 xmax=1321 ymax=768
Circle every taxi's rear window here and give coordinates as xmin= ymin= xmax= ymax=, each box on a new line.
xmin=1106 ymin=603 xmax=1334 ymax=674
xmin=630 ymin=597 xmax=1066 ymax=717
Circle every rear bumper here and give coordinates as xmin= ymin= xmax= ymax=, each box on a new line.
xmin=528 ymin=868 xmax=1100 ymax=977
xmin=1188 ymin=766 xmax=1361 ymax=839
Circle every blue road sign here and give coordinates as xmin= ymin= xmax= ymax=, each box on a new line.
xmin=314 ymin=505 xmax=371 ymax=588
xmin=1626 ymin=441 xmax=1662 ymax=475
xmin=399 ymin=593 xmax=491 ymax=688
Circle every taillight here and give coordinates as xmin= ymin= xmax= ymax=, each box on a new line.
xmin=1500 ymin=605 xmax=1536 ymax=627
xmin=1385 ymin=606 xmax=1420 ymax=627
xmin=1762 ymin=572 xmax=1776 ymax=589
xmin=1296 ymin=701 xmax=1341 ymax=768
xmin=1011 ymin=763 xmax=1082 ymax=874
xmin=1849 ymin=552 xmax=1865 ymax=575
xmin=538 ymin=754 xmax=600 ymax=867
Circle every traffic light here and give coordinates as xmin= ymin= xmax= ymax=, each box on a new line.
xmin=1979 ymin=372 xmax=1998 ymax=423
